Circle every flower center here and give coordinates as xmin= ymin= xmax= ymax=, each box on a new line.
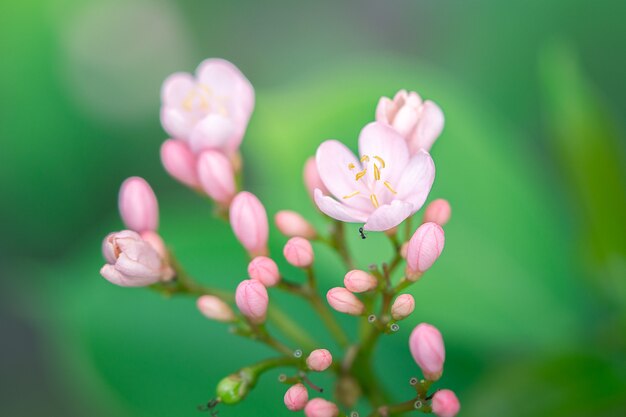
xmin=181 ymin=83 xmax=228 ymax=116
xmin=342 ymin=154 xmax=397 ymax=208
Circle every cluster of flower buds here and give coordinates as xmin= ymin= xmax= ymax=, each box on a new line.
xmin=99 ymin=56 xmax=462 ymax=417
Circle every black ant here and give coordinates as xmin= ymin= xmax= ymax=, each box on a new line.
xmin=358 ymin=227 xmax=367 ymax=239
xmin=198 ymin=398 xmax=220 ymax=416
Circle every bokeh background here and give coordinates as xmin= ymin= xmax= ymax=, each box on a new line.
xmin=1 ymin=0 xmax=625 ymax=416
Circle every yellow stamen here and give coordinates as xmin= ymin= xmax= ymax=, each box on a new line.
xmin=355 ymin=169 xmax=367 ymax=181
xmin=370 ymin=194 xmax=380 ymax=208
xmin=343 ymin=190 xmax=360 ymax=199
xmin=182 ymin=91 xmax=195 ymax=111
xmin=374 ymin=164 xmax=381 ymax=181
xmin=348 ymin=162 xmax=355 ymax=170
xmin=384 ymin=181 xmax=398 ymax=194
xmin=360 ymin=155 xmax=370 ymax=163
xmin=374 ymin=156 xmax=386 ymax=168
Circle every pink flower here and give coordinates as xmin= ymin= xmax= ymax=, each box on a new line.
xmin=160 ymin=139 xmax=200 ymax=188
xmin=304 ymin=156 xmax=329 ymax=198
xmin=197 ymin=295 xmax=236 ymax=323
xmin=283 ymin=237 xmax=314 ymax=268
xmin=100 ymin=230 xmax=168 ymax=287
xmin=314 ymin=122 xmax=435 ymax=232
xmin=326 ymin=287 xmax=365 ymax=316
xmin=118 ymin=177 xmax=159 ymax=232
xmin=431 ymin=389 xmax=460 ymax=417
xmin=229 ymin=192 xmax=269 ymax=257
xmin=391 ymin=294 xmax=415 ymax=320
xmin=160 ymin=59 xmax=254 ymax=155
xmin=284 ymin=383 xmax=308 ymax=411
xmin=406 ymin=222 xmax=445 ymax=280
xmin=306 ymin=349 xmax=333 ymax=372
xmin=304 ymin=398 xmax=339 ymax=417
xmin=409 ymin=323 xmax=445 ymax=381
xmin=275 ymin=210 xmax=317 ymax=239
xmin=235 ymin=279 xmax=269 ymax=324
xmin=247 ymin=256 xmax=280 ymax=287
xmin=376 ymin=90 xmax=444 ymax=154
xmin=423 ymin=198 xmax=451 ymax=226
xmin=343 ymin=270 xmax=378 ymax=293
xmin=197 ymin=150 xmax=236 ymax=205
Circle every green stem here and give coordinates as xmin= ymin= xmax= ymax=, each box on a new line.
xmin=267 ymin=306 xmax=317 ymax=351
xmin=368 ymin=397 xmax=432 ymax=417
xmin=249 ymin=356 xmax=300 ymax=374
xmin=329 ymin=221 xmax=356 ymax=269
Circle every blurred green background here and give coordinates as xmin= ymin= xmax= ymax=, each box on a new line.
xmin=1 ymin=0 xmax=625 ymax=416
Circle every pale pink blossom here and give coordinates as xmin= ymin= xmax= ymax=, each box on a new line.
xmin=160 ymin=139 xmax=200 ymax=188
xmin=118 ymin=177 xmax=159 ymax=232
xmin=304 ymin=156 xmax=329 ymax=198
xmin=275 ymin=210 xmax=317 ymax=239
xmin=406 ymin=222 xmax=445 ymax=280
xmin=343 ymin=270 xmax=378 ymax=293
xmin=284 ymin=383 xmax=308 ymax=411
xmin=160 ymin=58 xmax=254 ymax=155
xmin=247 ymin=256 xmax=280 ymax=287
xmin=326 ymin=287 xmax=365 ymax=315
xmin=431 ymin=389 xmax=460 ymax=417
xmin=197 ymin=295 xmax=236 ymax=322
xmin=304 ymin=398 xmax=339 ymax=417
xmin=139 ymin=231 xmax=168 ymax=261
xmin=409 ymin=323 xmax=445 ymax=381
xmin=423 ymin=198 xmax=451 ymax=226
xmin=100 ymin=230 xmax=168 ymax=287
xmin=235 ymin=279 xmax=268 ymax=324
xmin=306 ymin=349 xmax=333 ymax=372
xmin=197 ymin=150 xmax=236 ymax=205
xmin=391 ymin=294 xmax=415 ymax=320
xmin=229 ymin=192 xmax=269 ymax=257
xmin=376 ymin=90 xmax=444 ymax=154
xmin=314 ymin=122 xmax=435 ymax=232
xmin=283 ymin=237 xmax=314 ymax=268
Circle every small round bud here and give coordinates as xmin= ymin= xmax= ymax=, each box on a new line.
xmin=326 ymin=287 xmax=365 ymax=316
xmin=216 ymin=370 xmax=254 ymax=405
xmin=275 ymin=210 xmax=317 ymax=239
xmin=405 ymin=222 xmax=444 ymax=280
xmin=409 ymin=323 xmax=445 ymax=381
xmin=229 ymin=192 xmax=269 ymax=257
xmin=431 ymin=389 xmax=460 ymax=417
xmin=283 ymin=237 xmax=314 ymax=268
xmin=118 ymin=177 xmax=159 ymax=232
xmin=197 ymin=150 xmax=236 ymax=205
xmin=160 ymin=139 xmax=200 ymax=188
xmin=284 ymin=383 xmax=308 ymax=411
xmin=391 ymin=294 xmax=415 ymax=320
xmin=343 ymin=270 xmax=378 ymax=293
xmin=423 ymin=198 xmax=451 ymax=226
xmin=197 ymin=295 xmax=236 ymax=323
xmin=306 ymin=349 xmax=333 ymax=372
xmin=304 ymin=398 xmax=339 ymax=417
xmin=247 ymin=256 xmax=280 ymax=287
xmin=235 ymin=279 xmax=269 ymax=324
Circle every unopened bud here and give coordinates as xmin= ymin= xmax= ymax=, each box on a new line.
xmin=306 ymin=349 xmax=333 ymax=372
xmin=344 ymin=270 xmax=378 ymax=293
xmin=229 ymin=192 xmax=269 ymax=257
xmin=391 ymin=294 xmax=415 ymax=320
xmin=235 ymin=279 xmax=268 ymax=324
xmin=283 ymin=237 xmax=314 ymax=268
xmin=118 ymin=177 xmax=159 ymax=232
xmin=432 ymin=389 xmax=460 ymax=417
xmin=275 ymin=210 xmax=317 ymax=239
xmin=326 ymin=287 xmax=365 ymax=316
xmin=247 ymin=256 xmax=280 ymax=287
xmin=423 ymin=199 xmax=451 ymax=226
xmin=284 ymin=383 xmax=308 ymax=411
xmin=216 ymin=368 xmax=256 ymax=405
xmin=303 ymin=157 xmax=329 ymax=199
xmin=405 ymin=222 xmax=444 ymax=280
xmin=197 ymin=295 xmax=236 ymax=323
xmin=304 ymin=398 xmax=339 ymax=417
xmin=160 ymin=139 xmax=200 ymax=188
xmin=197 ymin=150 xmax=236 ymax=205
xmin=409 ymin=323 xmax=445 ymax=381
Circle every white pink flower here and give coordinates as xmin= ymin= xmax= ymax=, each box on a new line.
xmin=314 ymin=122 xmax=435 ymax=231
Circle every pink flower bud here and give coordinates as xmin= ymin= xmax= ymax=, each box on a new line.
xmin=423 ymin=199 xmax=451 ymax=226
xmin=118 ymin=177 xmax=159 ymax=232
xmin=197 ymin=295 xmax=236 ymax=323
xmin=306 ymin=349 xmax=333 ymax=372
xmin=275 ymin=210 xmax=317 ymax=239
xmin=432 ymin=389 xmax=460 ymax=417
xmin=248 ymin=256 xmax=280 ymax=287
xmin=284 ymin=383 xmax=308 ymax=411
xmin=343 ymin=270 xmax=378 ymax=293
xmin=304 ymin=398 xmax=339 ymax=417
xmin=391 ymin=294 xmax=415 ymax=320
xmin=100 ymin=230 xmax=166 ymax=287
xmin=326 ymin=287 xmax=365 ymax=316
xmin=160 ymin=139 xmax=200 ymax=188
xmin=283 ymin=237 xmax=314 ymax=268
xmin=229 ymin=192 xmax=269 ymax=257
xmin=235 ymin=279 xmax=268 ymax=324
xmin=139 ymin=231 xmax=168 ymax=260
xmin=303 ymin=157 xmax=329 ymax=198
xmin=197 ymin=150 xmax=236 ymax=205
xmin=409 ymin=323 xmax=445 ymax=381
xmin=405 ymin=222 xmax=445 ymax=280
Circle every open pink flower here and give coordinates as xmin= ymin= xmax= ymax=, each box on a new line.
xmin=314 ymin=122 xmax=435 ymax=231
xmin=160 ymin=59 xmax=254 ymax=155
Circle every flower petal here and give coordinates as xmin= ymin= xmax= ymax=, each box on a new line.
xmin=409 ymin=100 xmax=444 ymax=153
xmin=363 ymin=200 xmax=414 ymax=231
xmin=189 ymin=114 xmax=239 ymax=153
xmin=161 ymin=72 xmax=195 ymax=104
xmin=314 ymin=189 xmax=369 ymax=223
xmin=358 ymin=122 xmax=409 ymax=183
xmin=395 ymin=150 xmax=435 ymax=209
xmin=375 ymin=96 xmax=394 ymax=122
xmin=160 ymin=106 xmax=195 ymax=139
xmin=195 ymin=58 xmax=254 ymax=118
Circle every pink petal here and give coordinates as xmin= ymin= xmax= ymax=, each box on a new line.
xmin=161 ymin=72 xmax=195 ymax=104
xmin=358 ymin=122 xmax=409 ymax=184
xmin=189 ymin=114 xmax=238 ymax=153
xmin=314 ymin=189 xmax=369 ymax=223
xmin=195 ymin=58 xmax=254 ymax=116
xmin=160 ymin=106 xmax=195 ymax=139
xmin=409 ymin=100 xmax=444 ymax=153
xmin=375 ymin=96 xmax=393 ymax=122
xmin=394 ymin=150 xmax=435 ymax=209
xmin=363 ymin=200 xmax=414 ymax=232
